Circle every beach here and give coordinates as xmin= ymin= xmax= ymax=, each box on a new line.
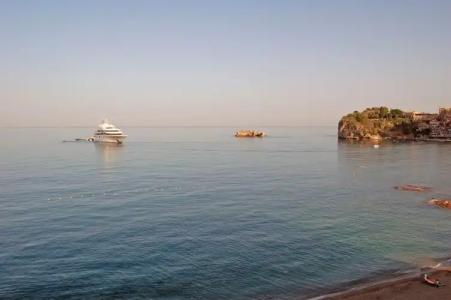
xmin=314 ymin=270 xmax=451 ymax=300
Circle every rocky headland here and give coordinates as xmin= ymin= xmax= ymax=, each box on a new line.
xmin=338 ymin=107 xmax=451 ymax=141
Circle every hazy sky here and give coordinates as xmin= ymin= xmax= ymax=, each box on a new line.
xmin=1 ymin=0 xmax=451 ymax=127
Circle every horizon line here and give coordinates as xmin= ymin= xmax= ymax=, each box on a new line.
xmin=0 ymin=124 xmax=337 ymax=129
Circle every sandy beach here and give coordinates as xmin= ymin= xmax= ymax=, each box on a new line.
xmin=313 ymin=270 xmax=451 ymax=300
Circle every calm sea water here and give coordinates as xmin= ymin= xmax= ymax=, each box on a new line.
xmin=1 ymin=127 xmax=451 ymax=299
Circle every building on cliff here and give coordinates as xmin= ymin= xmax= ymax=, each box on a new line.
xmin=438 ymin=107 xmax=451 ymax=120
xmin=410 ymin=111 xmax=438 ymax=122
xmin=429 ymin=108 xmax=451 ymax=138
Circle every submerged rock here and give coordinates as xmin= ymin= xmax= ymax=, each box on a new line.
xmin=428 ymin=199 xmax=451 ymax=210
xmin=235 ymin=130 xmax=266 ymax=138
xmin=394 ymin=184 xmax=433 ymax=192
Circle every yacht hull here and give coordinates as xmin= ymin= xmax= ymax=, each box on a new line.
xmin=93 ymin=135 xmax=127 ymax=144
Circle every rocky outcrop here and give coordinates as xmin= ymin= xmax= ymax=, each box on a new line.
xmin=235 ymin=130 xmax=266 ymax=137
xmin=394 ymin=184 xmax=433 ymax=192
xmin=427 ymin=199 xmax=451 ymax=210
xmin=338 ymin=107 xmax=415 ymax=140
xmin=338 ymin=120 xmax=382 ymax=140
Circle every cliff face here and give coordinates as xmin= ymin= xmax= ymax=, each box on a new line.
xmin=338 ymin=107 xmax=415 ymax=140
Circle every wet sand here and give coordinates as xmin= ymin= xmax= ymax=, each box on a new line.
xmin=313 ymin=270 xmax=451 ymax=300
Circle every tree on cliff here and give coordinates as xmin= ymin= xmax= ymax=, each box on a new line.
xmin=379 ymin=107 xmax=389 ymax=118
xmin=390 ymin=109 xmax=403 ymax=118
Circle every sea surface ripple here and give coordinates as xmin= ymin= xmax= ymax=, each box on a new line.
xmin=1 ymin=127 xmax=451 ymax=299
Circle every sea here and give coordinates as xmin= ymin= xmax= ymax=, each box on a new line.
xmin=1 ymin=127 xmax=450 ymax=299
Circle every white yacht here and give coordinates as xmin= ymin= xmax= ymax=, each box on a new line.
xmin=90 ymin=120 xmax=127 ymax=144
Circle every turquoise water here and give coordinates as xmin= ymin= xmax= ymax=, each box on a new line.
xmin=1 ymin=127 xmax=450 ymax=299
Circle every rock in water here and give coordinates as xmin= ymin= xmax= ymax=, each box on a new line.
xmin=394 ymin=184 xmax=433 ymax=192
xmin=235 ymin=130 xmax=266 ymax=138
xmin=428 ymin=199 xmax=451 ymax=210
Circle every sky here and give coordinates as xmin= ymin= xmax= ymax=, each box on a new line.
xmin=1 ymin=0 xmax=451 ymax=127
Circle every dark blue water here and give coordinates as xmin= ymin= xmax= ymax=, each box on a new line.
xmin=1 ymin=127 xmax=450 ymax=299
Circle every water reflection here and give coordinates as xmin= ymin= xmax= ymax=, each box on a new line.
xmin=95 ymin=142 xmax=123 ymax=168
xmin=336 ymin=139 xmax=451 ymax=193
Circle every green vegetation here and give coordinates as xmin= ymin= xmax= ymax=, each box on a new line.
xmin=390 ymin=109 xmax=403 ymax=118
xmin=338 ymin=107 xmax=415 ymax=140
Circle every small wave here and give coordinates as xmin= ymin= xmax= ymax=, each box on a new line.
xmin=46 ymin=185 xmax=184 ymax=202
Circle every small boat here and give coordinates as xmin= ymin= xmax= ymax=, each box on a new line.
xmin=423 ymin=274 xmax=444 ymax=287
xmin=92 ymin=119 xmax=127 ymax=144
